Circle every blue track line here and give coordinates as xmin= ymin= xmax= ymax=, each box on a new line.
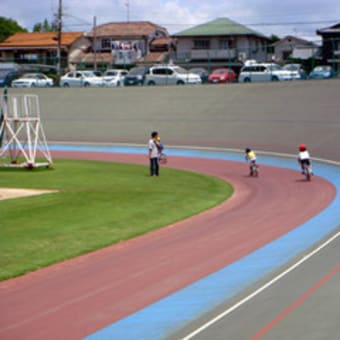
xmin=51 ymin=144 xmax=339 ymax=340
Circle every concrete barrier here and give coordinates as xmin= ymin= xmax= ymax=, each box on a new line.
xmin=10 ymin=79 xmax=340 ymax=161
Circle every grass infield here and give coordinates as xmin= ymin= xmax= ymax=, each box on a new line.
xmin=0 ymin=159 xmax=233 ymax=281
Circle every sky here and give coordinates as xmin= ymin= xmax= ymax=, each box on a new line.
xmin=1 ymin=0 xmax=339 ymax=40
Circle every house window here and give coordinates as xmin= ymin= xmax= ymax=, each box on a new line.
xmin=19 ymin=53 xmax=38 ymax=61
xmin=219 ymin=40 xmax=233 ymax=49
xmin=101 ymin=39 xmax=112 ymax=50
xmin=193 ymin=40 xmax=210 ymax=50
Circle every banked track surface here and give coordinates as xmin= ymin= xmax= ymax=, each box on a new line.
xmin=0 ymin=150 xmax=336 ymax=340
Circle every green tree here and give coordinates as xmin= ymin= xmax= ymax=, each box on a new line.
xmin=33 ymin=18 xmax=57 ymax=32
xmin=0 ymin=17 xmax=27 ymax=42
xmin=267 ymin=34 xmax=280 ymax=54
xmin=33 ymin=22 xmax=43 ymax=32
xmin=269 ymin=34 xmax=280 ymax=43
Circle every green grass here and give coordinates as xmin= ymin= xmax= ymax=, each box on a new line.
xmin=0 ymin=159 xmax=233 ymax=280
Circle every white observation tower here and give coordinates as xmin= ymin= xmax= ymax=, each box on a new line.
xmin=0 ymin=88 xmax=53 ymax=168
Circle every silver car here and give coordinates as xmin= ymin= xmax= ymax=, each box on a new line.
xmin=282 ymin=64 xmax=307 ymax=80
xmin=145 ymin=65 xmax=202 ymax=86
xmin=239 ymin=63 xmax=292 ymax=83
xmin=11 ymin=73 xmax=54 ymax=88
xmin=102 ymin=69 xmax=128 ymax=87
xmin=60 ymin=71 xmax=103 ymax=87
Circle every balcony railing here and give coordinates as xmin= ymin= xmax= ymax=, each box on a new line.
xmin=113 ymin=49 xmax=138 ymax=66
xmin=172 ymin=49 xmax=237 ymax=62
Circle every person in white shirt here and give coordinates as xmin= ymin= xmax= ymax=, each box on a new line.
xmin=148 ymin=131 xmax=160 ymax=176
xmin=298 ymin=144 xmax=312 ymax=175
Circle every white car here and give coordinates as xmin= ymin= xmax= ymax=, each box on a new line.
xmin=60 ymin=71 xmax=103 ymax=87
xmin=145 ymin=65 xmax=202 ymax=86
xmin=282 ymin=64 xmax=307 ymax=80
xmin=102 ymin=69 xmax=128 ymax=87
xmin=11 ymin=73 xmax=54 ymax=88
xmin=239 ymin=63 xmax=293 ymax=82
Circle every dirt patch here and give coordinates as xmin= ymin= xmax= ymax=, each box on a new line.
xmin=0 ymin=188 xmax=57 ymax=201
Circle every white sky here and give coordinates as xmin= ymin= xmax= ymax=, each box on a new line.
xmin=1 ymin=0 xmax=339 ymax=40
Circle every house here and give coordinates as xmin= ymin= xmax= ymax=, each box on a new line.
xmin=83 ymin=21 xmax=170 ymax=68
xmin=317 ymin=22 xmax=340 ymax=72
xmin=0 ymin=32 xmax=88 ymax=71
xmin=272 ymin=36 xmax=319 ymax=63
xmin=171 ymin=17 xmax=271 ymax=70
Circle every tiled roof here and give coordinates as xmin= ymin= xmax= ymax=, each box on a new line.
xmin=0 ymin=32 xmax=83 ymax=48
xmin=150 ymin=38 xmax=173 ymax=46
xmin=273 ymin=35 xmax=316 ymax=47
xmin=137 ymin=52 xmax=168 ymax=63
xmin=317 ymin=22 xmax=340 ymax=34
xmin=87 ymin=21 xmax=166 ymax=38
xmin=70 ymin=51 xmax=113 ymax=64
xmin=173 ymin=18 xmax=268 ymax=39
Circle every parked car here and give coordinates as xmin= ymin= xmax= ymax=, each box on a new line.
xmin=189 ymin=68 xmax=209 ymax=84
xmin=124 ymin=67 xmax=149 ymax=86
xmin=60 ymin=71 xmax=103 ymax=87
xmin=208 ymin=68 xmax=236 ymax=83
xmin=309 ymin=66 xmax=335 ymax=79
xmin=93 ymin=70 xmax=103 ymax=77
xmin=0 ymin=70 xmax=22 ymax=87
xmin=0 ymin=62 xmax=22 ymax=87
xmin=282 ymin=64 xmax=307 ymax=80
xmin=145 ymin=65 xmax=202 ymax=86
xmin=239 ymin=63 xmax=293 ymax=82
xmin=102 ymin=69 xmax=128 ymax=87
xmin=11 ymin=73 xmax=54 ymax=88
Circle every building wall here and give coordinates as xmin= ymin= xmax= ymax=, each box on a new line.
xmin=273 ymin=39 xmax=313 ymax=63
xmin=174 ymin=36 xmax=268 ymax=63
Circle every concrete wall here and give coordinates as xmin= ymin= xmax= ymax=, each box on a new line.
xmin=9 ymin=79 xmax=340 ymax=161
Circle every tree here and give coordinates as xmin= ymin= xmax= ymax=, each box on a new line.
xmin=33 ymin=18 xmax=57 ymax=32
xmin=269 ymin=34 xmax=280 ymax=43
xmin=0 ymin=17 xmax=27 ymax=42
xmin=33 ymin=23 xmax=43 ymax=32
xmin=267 ymin=34 xmax=281 ymax=54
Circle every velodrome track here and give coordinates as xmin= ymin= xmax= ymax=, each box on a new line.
xmin=1 ymin=81 xmax=339 ymax=339
xmin=0 ymin=150 xmax=337 ymax=340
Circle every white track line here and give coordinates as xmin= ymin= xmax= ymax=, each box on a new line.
xmin=182 ymin=230 xmax=340 ymax=340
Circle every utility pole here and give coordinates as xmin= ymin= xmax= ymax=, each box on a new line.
xmin=56 ymin=0 xmax=63 ymax=86
xmin=93 ymin=16 xmax=97 ymax=71
xmin=125 ymin=0 xmax=130 ymax=22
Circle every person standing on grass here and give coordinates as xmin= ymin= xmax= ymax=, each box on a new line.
xmin=148 ymin=131 xmax=161 ymax=176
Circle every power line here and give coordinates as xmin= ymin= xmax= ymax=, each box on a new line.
xmin=154 ymin=19 xmax=339 ymax=27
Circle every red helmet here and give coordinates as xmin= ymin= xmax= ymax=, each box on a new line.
xmin=299 ymin=144 xmax=307 ymax=151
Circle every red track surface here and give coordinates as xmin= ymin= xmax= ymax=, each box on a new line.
xmin=0 ymin=152 xmax=336 ymax=340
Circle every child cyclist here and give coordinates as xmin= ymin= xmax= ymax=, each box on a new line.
xmin=298 ymin=144 xmax=313 ymax=175
xmin=245 ymin=148 xmax=258 ymax=176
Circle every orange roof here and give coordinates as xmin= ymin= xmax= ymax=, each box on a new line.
xmin=71 ymin=52 xmax=113 ymax=64
xmin=138 ymin=52 xmax=168 ymax=63
xmin=87 ymin=21 xmax=166 ymax=38
xmin=150 ymin=37 xmax=174 ymax=46
xmin=0 ymin=32 xmax=83 ymax=48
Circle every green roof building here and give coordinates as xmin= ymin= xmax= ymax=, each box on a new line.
xmin=171 ymin=18 xmax=270 ymax=69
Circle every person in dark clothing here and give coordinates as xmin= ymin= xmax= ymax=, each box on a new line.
xmin=148 ymin=131 xmax=160 ymax=176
